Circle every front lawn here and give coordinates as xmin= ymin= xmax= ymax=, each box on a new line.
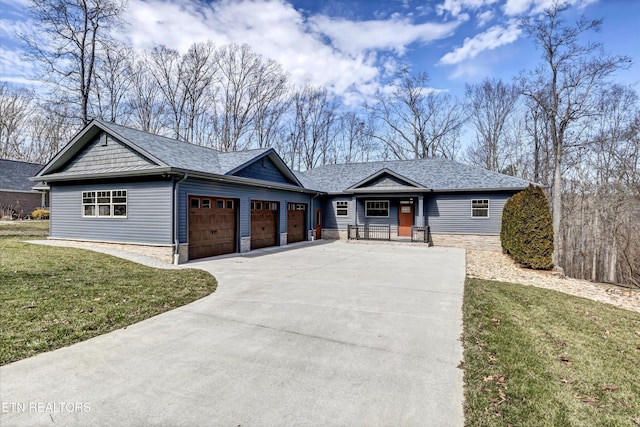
xmin=464 ymin=278 xmax=640 ymax=426
xmin=0 ymin=221 xmax=217 ymax=366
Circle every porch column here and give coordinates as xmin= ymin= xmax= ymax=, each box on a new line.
xmin=417 ymin=195 xmax=424 ymax=227
xmin=352 ymin=195 xmax=357 ymax=225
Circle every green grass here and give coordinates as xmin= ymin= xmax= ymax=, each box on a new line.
xmin=463 ymin=278 xmax=640 ymax=427
xmin=0 ymin=221 xmax=217 ymax=366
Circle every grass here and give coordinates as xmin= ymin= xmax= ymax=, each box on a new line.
xmin=0 ymin=221 xmax=217 ymax=366
xmin=463 ymin=278 xmax=640 ymax=427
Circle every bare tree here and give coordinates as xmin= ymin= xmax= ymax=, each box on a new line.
xmin=465 ymin=78 xmax=520 ymax=172
xmin=518 ymin=1 xmax=631 ymax=269
xmin=0 ymin=84 xmax=35 ymax=160
xmin=91 ymin=43 xmax=133 ymax=123
xmin=128 ymin=52 xmax=169 ymax=134
xmin=21 ymin=0 xmax=126 ymax=125
xmin=367 ymin=67 xmax=464 ymax=160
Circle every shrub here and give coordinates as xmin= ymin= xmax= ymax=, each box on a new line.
xmin=501 ymin=185 xmax=553 ymax=269
xmin=31 ymin=208 xmax=50 ymax=220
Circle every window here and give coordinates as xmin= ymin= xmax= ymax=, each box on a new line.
xmin=217 ymin=200 xmax=224 ymax=209
xmin=191 ymin=198 xmax=200 ymax=209
xmin=365 ymin=200 xmax=389 ymax=217
xmin=82 ymin=190 xmax=127 ymax=218
xmin=226 ymin=200 xmax=234 ymax=209
xmin=471 ymin=199 xmax=489 ymax=218
xmin=202 ymin=199 xmax=211 ymax=209
xmin=336 ymin=201 xmax=349 ymax=216
xmin=289 ymin=203 xmax=306 ymax=211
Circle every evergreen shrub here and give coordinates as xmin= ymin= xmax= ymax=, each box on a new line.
xmin=500 ymin=185 xmax=553 ymax=269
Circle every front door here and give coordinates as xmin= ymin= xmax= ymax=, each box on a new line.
xmin=315 ymin=209 xmax=322 ymax=239
xmin=398 ymin=203 xmax=414 ymax=237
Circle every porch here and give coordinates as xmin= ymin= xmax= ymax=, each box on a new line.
xmin=347 ymin=224 xmax=433 ymax=245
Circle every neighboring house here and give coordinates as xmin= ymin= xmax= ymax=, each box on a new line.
xmin=33 ymin=120 xmax=533 ymax=263
xmin=0 ymin=159 xmax=47 ymax=219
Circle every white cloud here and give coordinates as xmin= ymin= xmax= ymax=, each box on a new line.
xmin=439 ymin=19 xmax=521 ymax=65
xmin=307 ymin=15 xmax=463 ymax=56
xmin=476 ymin=10 xmax=495 ymax=27
xmin=503 ymin=0 xmax=597 ymax=16
xmin=437 ymin=0 xmax=499 ymax=17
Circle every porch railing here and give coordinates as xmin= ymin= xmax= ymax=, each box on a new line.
xmin=411 ymin=225 xmax=434 ymax=246
xmin=347 ymin=224 xmax=391 ymax=241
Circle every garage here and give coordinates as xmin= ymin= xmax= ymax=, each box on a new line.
xmin=251 ymin=200 xmax=279 ymax=250
xmin=287 ymin=203 xmax=306 ymax=244
xmin=189 ymin=195 xmax=237 ymax=260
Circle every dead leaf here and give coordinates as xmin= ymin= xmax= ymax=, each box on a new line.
xmin=561 ymin=378 xmax=574 ymax=385
xmin=559 ymin=356 xmax=572 ymax=366
xmin=498 ymin=389 xmax=507 ymax=401
xmin=578 ymin=396 xmax=599 ymax=407
xmin=489 ymin=355 xmax=498 ymax=362
xmin=601 ymin=385 xmax=618 ymax=392
xmin=483 ymin=375 xmax=495 ymax=382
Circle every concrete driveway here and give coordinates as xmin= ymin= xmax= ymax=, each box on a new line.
xmin=0 ymin=240 xmax=465 ymax=426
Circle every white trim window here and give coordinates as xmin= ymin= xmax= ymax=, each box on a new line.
xmin=471 ymin=199 xmax=489 ymax=218
xmin=335 ymin=201 xmax=349 ymax=216
xmin=82 ymin=190 xmax=127 ymax=218
xmin=365 ymin=200 xmax=389 ymax=217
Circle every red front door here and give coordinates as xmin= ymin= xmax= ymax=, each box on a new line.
xmin=398 ymin=203 xmax=413 ymax=237
xmin=315 ymin=209 xmax=322 ymax=239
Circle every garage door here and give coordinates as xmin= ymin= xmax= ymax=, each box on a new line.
xmin=251 ymin=200 xmax=278 ymax=250
xmin=287 ymin=203 xmax=306 ymax=244
xmin=189 ymin=196 xmax=237 ymax=260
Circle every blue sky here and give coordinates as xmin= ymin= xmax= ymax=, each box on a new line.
xmin=1 ymin=0 xmax=638 ymax=105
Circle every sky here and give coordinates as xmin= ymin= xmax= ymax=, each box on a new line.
xmin=1 ymin=0 xmax=639 ymax=107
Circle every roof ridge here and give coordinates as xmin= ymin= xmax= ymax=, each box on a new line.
xmin=0 ymin=158 xmax=44 ymax=166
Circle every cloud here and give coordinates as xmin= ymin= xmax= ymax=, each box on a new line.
xmin=476 ymin=10 xmax=495 ymax=27
xmin=503 ymin=0 xmax=597 ymax=16
xmin=439 ymin=19 xmax=521 ymax=65
xmin=437 ymin=0 xmax=499 ymax=17
xmin=307 ymin=15 xmax=463 ymax=56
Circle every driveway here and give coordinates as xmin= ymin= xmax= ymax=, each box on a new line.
xmin=0 ymin=241 xmax=465 ymax=426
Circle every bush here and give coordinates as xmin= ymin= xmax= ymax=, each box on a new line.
xmin=501 ymin=185 xmax=553 ymax=269
xmin=31 ymin=208 xmax=50 ymax=220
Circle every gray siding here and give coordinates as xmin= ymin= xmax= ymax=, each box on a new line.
xmin=425 ymin=192 xmax=515 ymax=234
xmin=61 ymin=132 xmax=154 ymax=173
xmin=232 ymin=156 xmax=295 ymax=185
xmin=322 ymin=196 xmax=354 ymax=229
xmin=356 ymin=198 xmax=399 ymax=233
xmin=178 ymin=178 xmax=311 ymax=243
xmin=50 ymin=181 xmax=173 ymax=244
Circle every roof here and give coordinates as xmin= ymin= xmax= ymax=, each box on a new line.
xmin=36 ymin=120 xmax=304 ymax=189
xmin=298 ymin=158 xmax=533 ymax=193
xmin=35 ymin=120 xmax=533 ymax=194
xmin=0 ymin=159 xmax=43 ymax=192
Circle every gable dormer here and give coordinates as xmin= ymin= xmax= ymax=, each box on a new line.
xmin=229 ymin=151 xmax=302 ymax=187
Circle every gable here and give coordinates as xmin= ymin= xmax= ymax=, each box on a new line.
xmin=232 ymin=155 xmax=297 ymax=186
xmin=59 ymin=132 xmax=156 ymax=174
xmin=354 ymin=172 xmax=420 ymax=191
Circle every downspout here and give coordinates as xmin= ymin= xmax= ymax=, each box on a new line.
xmin=173 ymin=173 xmax=188 ymax=265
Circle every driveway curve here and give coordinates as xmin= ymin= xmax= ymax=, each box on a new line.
xmin=1 ymin=240 xmax=465 ymax=426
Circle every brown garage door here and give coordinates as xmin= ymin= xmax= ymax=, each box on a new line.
xmin=251 ymin=200 xmax=278 ymax=250
xmin=287 ymin=203 xmax=306 ymax=244
xmin=189 ymin=196 xmax=237 ymax=260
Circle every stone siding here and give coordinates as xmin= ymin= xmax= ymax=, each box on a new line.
xmin=47 ymin=238 xmax=175 ymax=263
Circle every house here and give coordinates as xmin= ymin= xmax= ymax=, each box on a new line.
xmin=33 ymin=120 xmax=533 ymax=263
xmin=0 ymin=159 xmax=47 ymax=219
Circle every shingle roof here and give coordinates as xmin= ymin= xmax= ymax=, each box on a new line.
xmin=98 ymin=121 xmax=222 ymax=173
xmin=299 ymin=158 xmax=533 ymax=193
xmin=0 ymin=159 xmax=43 ymax=191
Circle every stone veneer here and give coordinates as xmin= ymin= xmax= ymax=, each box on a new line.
xmin=47 ymin=238 xmax=175 ymax=263
xmin=280 ymin=232 xmax=288 ymax=246
xmin=430 ymin=233 xmax=502 ymax=251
